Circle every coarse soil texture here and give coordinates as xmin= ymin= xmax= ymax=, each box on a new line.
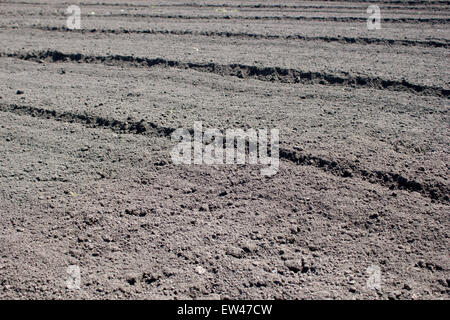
xmin=0 ymin=0 xmax=449 ymax=299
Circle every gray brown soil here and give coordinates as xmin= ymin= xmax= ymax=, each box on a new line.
xmin=0 ymin=0 xmax=449 ymax=299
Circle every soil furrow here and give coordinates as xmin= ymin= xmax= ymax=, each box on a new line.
xmin=25 ymin=26 xmax=449 ymax=49
xmin=278 ymin=148 xmax=449 ymax=203
xmin=83 ymin=14 xmax=450 ymax=24
xmin=2 ymin=10 xmax=449 ymax=24
xmin=1 ymin=103 xmax=448 ymax=203
xmin=0 ymin=103 xmax=175 ymax=137
xmin=3 ymin=50 xmax=449 ymax=98
xmin=4 ymin=1 xmax=450 ymax=11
